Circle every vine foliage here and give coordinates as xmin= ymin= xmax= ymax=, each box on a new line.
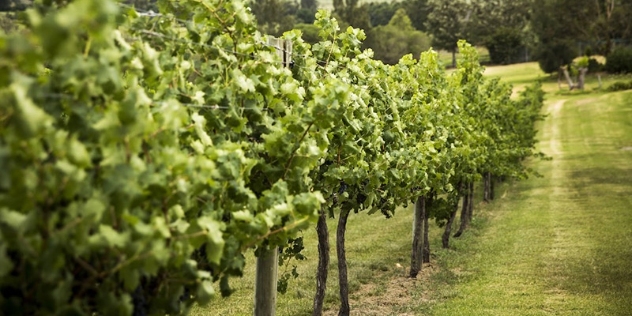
xmin=0 ymin=0 xmax=544 ymax=315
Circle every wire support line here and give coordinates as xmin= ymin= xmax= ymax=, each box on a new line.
xmin=128 ymin=28 xmax=341 ymax=73
xmin=129 ymin=26 xmax=362 ymax=74
xmin=117 ymin=3 xmax=335 ymax=67
xmin=119 ymin=3 xmax=291 ymax=50
xmin=118 ymin=4 xmax=385 ymax=75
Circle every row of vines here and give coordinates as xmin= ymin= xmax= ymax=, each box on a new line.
xmin=0 ymin=0 xmax=544 ymax=315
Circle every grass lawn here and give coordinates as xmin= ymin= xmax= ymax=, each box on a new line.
xmin=423 ymin=63 xmax=632 ymax=315
xmin=427 ymin=90 xmax=632 ymax=316
xmin=193 ymin=63 xmax=632 ymax=315
xmin=483 ymin=61 xmax=632 ymax=97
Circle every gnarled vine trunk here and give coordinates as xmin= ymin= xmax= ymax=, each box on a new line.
xmin=490 ymin=174 xmax=495 ymax=200
xmin=467 ymin=182 xmax=474 ymax=224
xmin=483 ymin=172 xmax=491 ymax=202
xmin=454 ymin=184 xmax=470 ymax=238
xmin=336 ymin=209 xmax=351 ymax=316
xmin=442 ymin=201 xmax=459 ymax=248
xmin=422 ymin=197 xmax=431 ymax=263
xmin=312 ymin=207 xmax=329 ymax=316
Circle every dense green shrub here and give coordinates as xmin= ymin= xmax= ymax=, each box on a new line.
xmin=605 ymin=48 xmax=632 ymax=74
xmin=606 ymin=80 xmax=632 ymax=92
xmin=293 ymin=23 xmax=320 ymax=43
xmin=536 ymin=41 xmax=576 ymax=74
xmin=367 ymin=1 xmax=402 ymax=27
xmin=485 ymin=28 xmax=523 ymax=65
xmin=587 ymin=57 xmax=603 ymax=72
xmin=296 ymin=8 xmax=316 ymax=24
xmin=364 ymin=8 xmax=431 ymax=64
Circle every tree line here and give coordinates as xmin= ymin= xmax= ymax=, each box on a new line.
xmin=3 ymin=0 xmax=632 ymax=71
xmin=248 ymin=0 xmax=632 ymax=71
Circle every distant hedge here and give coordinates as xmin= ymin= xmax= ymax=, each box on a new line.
xmin=605 ymin=48 xmax=632 ymax=74
xmin=606 ymin=80 xmax=632 ymax=92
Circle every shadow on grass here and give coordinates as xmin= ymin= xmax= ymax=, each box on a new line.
xmin=547 ymin=166 xmax=632 ymax=315
xmin=569 ymin=167 xmax=632 ymax=186
xmin=544 ymin=242 xmax=632 ymax=315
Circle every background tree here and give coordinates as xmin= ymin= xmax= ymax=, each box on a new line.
xmin=530 ymin=0 xmax=581 ymax=73
xmin=425 ymin=0 xmax=473 ymax=67
xmin=122 ymin=0 xmax=158 ymax=11
xmin=296 ymin=0 xmax=318 ymax=24
xmin=470 ymin=0 xmax=532 ymax=64
xmin=367 ymin=1 xmax=402 ymax=27
xmin=251 ymin=0 xmax=299 ymax=36
xmin=364 ymin=8 xmax=431 ymax=64
xmin=0 ymin=0 xmax=29 ymax=33
xmin=294 ymin=23 xmax=320 ymax=43
xmin=403 ymin=0 xmax=429 ymax=31
xmin=484 ymin=27 xmax=524 ymax=64
xmin=333 ymin=0 xmax=371 ymax=30
xmin=572 ymin=0 xmax=632 ymax=54
xmin=0 ymin=0 xmax=28 ymax=11
xmin=530 ymin=0 xmax=632 ymax=73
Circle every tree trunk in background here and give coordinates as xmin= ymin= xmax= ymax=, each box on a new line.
xmin=577 ymin=67 xmax=588 ymax=89
xmin=409 ymin=196 xmax=425 ymax=278
xmin=254 ymin=247 xmax=278 ymax=316
xmin=562 ymin=67 xmax=575 ymax=90
xmin=452 ymin=50 xmax=456 ymax=68
xmin=442 ymin=202 xmax=459 ymax=248
xmin=312 ymin=208 xmax=329 ymax=316
xmin=336 ymin=209 xmax=351 ymax=316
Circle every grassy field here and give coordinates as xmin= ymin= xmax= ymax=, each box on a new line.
xmin=427 ymin=89 xmax=632 ymax=315
xmin=194 ymin=63 xmax=632 ymax=315
xmin=484 ymin=61 xmax=632 ymax=98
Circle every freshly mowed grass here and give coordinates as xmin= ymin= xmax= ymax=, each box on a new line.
xmin=422 ymin=91 xmax=632 ymax=315
xmin=484 ymin=62 xmax=546 ymax=86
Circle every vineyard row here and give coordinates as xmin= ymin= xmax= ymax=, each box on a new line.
xmin=0 ymin=0 xmax=544 ymax=315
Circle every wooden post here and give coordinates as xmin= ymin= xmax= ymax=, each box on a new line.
xmin=409 ymin=196 xmax=425 ymax=278
xmin=254 ymin=247 xmax=278 ymax=316
xmin=253 ymin=36 xmax=292 ymax=316
xmin=266 ymin=36 xmax=292 ymax=68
